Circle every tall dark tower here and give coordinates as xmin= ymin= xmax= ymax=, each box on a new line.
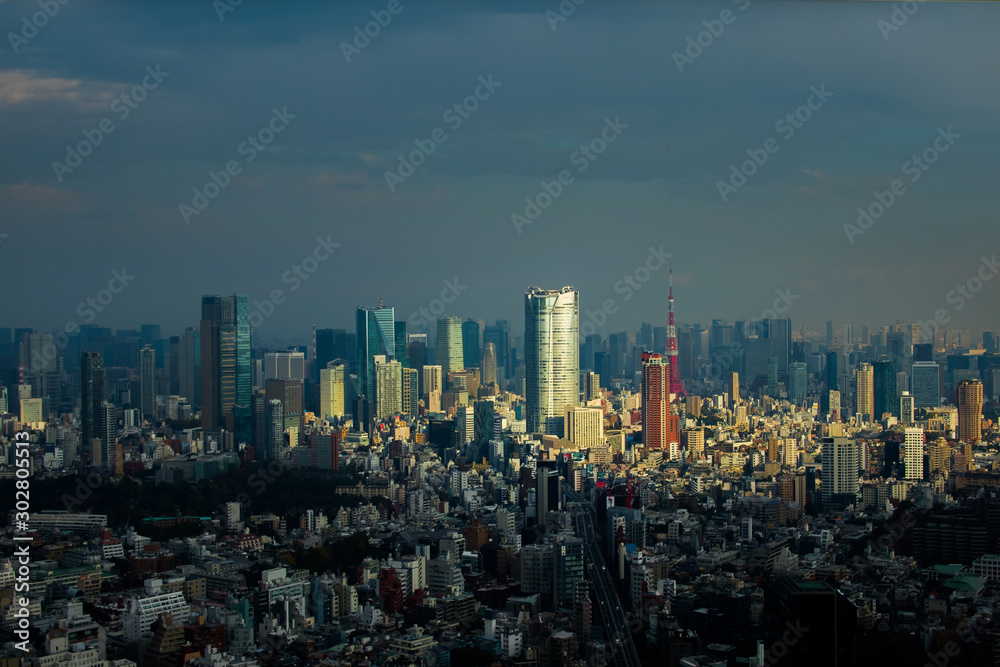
xmin=81 ymin=352 xmax=106 ymax=455
xmin=200 ymin=295 xmax=251 ymax=444
xmin=666 ymin=265 xmax=686 ymax=397
xmin=873 ymin=359 xmax=897 ymax=420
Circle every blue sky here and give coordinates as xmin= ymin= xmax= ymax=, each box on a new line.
xmin=1 ymin=0 xmax=998 ymax=344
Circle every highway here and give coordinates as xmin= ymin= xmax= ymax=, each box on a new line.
xmin=564 ymin=483 xmax=641 ymax=667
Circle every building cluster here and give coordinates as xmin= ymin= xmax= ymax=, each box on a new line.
xmin=3 ymin=290 xmax=1000 ymax=665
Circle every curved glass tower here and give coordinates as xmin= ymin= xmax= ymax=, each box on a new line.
xmin=525 ymin=286 xmax=579 ymax=434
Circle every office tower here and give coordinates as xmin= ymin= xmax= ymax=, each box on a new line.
xmin=842 ymin=324 xmax=853 ymax=351
xmin=178 ymin=327 xmax=199 ymax=405
xmin=767 ymin=318 xmax=792 ymax=376
xmin=767 ymin=357 xmax=779 ymax=398
xmin=436 ymin=316 xmax=464 ymax=376
xmin=896 ymin=371 xmax=908 ymax=401
xmin=200 ymin=295 xmax=251 ymax=439
xmin=985 ymin=331 xmax=999 ymax=354
xmin=265 ymin=398 xmax=285 ymax=460
xmin=856 ymin=363 xmax=874 ymax=421
xmin=608 ymin=331 xmax=628 ymax=380
xmin=264 ymin=352 xmax=306 ymax=380
xmin=422 ymin=364 xmax=443 ymax=405
xmin=535 ymin=460 xmax=560 ymax=520
xmin=319 ymin=360 xmax=346 ymax=419
xmin=525 ymin=287 xmax=579 ymax=435
xmin=653 ymin=326 xmax=668 ymax=356
xmin=639 ymin=322 xmax=653 ymax=350
xmin=665 ymin=268 xmax=686 ymax=396
xmin=99 ymin=401 xmax=117 ymax=471
xmin=886 ymin=331 xmax=908 ymax=373
xmin=356 ymin=304 xmax=396 ymax=401
xmin=564 ymin=406 xmax=603 ymax=449
xmin=710 ymin=320 xmax=733 ymax=359
xmin=139 ymin=345 xmax=155 ymax=420
xmin=903 ymin=428 xmax=924 ymax=480
xmin=789 ymin=361 xmax=808 ymax=404
xmin=641 ymin=353 xmax=669 ymax=450
xmin=900 ymin=391 xmax=915 ymax=425
xmin=315 ymin=328 xmax=335 ymax=374
xmin=168 ymin=336 xmax=180 ymax=396
xmin=911 ymin=361 xmax=940 ymax=409
xmin=595 ymin=352 xmax=610 ymax=390
xmin=481 ymin=342 xmax=498 ymax=387
xmin=406 ymin=336 xmax=427 ymax=382
xmin=473 ymin=399 xmax=496 ymax=452
xmin=553 ymin=536 xmax=585 ymax=608
xmin=826 ymin=319 xmax=835 ymax=349
xmin=828 ymin=390 xmax=841 ymax=423
xmin=483 ymin=320 xmax=510 ymax=384
xmin=728 ymin=372 xmax=739 ymax=406
xmin=401 ymin=368 xmax=419 ymax=416
xmin=820 ymin=437 xmax=858 ymax=505
xmin=250 ymin=389 xmax=266 ymax=455
xmin=873 ymin=359 xmax=896 ymax=420
xmin=677 ymin=327 xmax=694 ymax=379
xmin=394 ymin=321 xmax=408 ymax=368
xmin=826 ymin=351 xmax=840 ymax=392
xmin=81 ymin=352 xmax=106 ymax=452
xmin=265 ymin=379 xmax=303 ymax=447
xmin=373 ymin=356 xmax=402 ymax=420
xmin=19 ymin=332 xmax=55 ymax=374
xmin=957 ymin=378 xmax=983 ymax=444
xmin=462 ymin=319 xmax=481 ymax=370
xmin=913 ymin=343 xmax=933 ymax=362
xmin=584 ymin=371 xmax=600 ymax=401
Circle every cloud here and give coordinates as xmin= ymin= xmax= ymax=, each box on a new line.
xmin=0 ymin=181 xmax=82 ymax=209
xmin=801 ymin=168 xmax=826 ymax=179
xmin=0 ymin=70 xmax=119 ymax=111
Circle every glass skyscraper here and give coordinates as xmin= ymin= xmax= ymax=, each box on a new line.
xmin=525 ymin=286 xmax=579 ymax=435
xmin=873 ymin=359 xmax=897 ymax=420
xmin=200 ymin=294 xmax=251 ymax=444
xmin=356 ymin=305 xmax=396 ymax=401
xmin=435 ymin=316 xmax=464 ymax=377
xmin=911 ymin=361 xmax=940 ymax=409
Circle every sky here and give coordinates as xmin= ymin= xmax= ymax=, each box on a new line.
xmin=1 ymin=0 xmax=998 ymax=346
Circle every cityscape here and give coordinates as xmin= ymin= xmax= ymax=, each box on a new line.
xmin=2 ymin=2 xmax=1000 ymax=667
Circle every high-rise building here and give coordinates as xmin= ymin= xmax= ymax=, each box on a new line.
xmin=728 ymin=372 xmax=739 ymax=406
xmin=319 ymin=360 xmax=346 ymax=419
xmin=265 ymin=398 xmax=285 ymax=460
xmin=436 ymin=316 xmax=464 ymax=376
xmin=821 ymin=437 xmax=858 ymax=505
xmin=422 ymin=365 xmax=443 ymax=403
xmin=584 ymin=371 xmax=600 ymax=401
xmin=178 ymin=327 xmax=199 ymax=405
xmin=641 ymin=353 xmax=669 ymax=450
xmin=99 ymin=401 xmax=117 ymax=471
xmin=911 ymin=361 xmax=940 ymax=409
xmin=200 ymin=295 xmax=251 ymax=441
xmin=957 ymin=378 xmax=983 ymax=444
xmin=565 ymin=406 xmax=603 ymax=450
xmin=482 ymin=342 xmax=498 ymax=386
xmin=402 ymin=367 xmax=419 ymax=416
xmin=264 ymin=352 xmax=306 ymax=381
xmin=900 ymin=391 xmax=915 ymax=425
xmin=265 ymin=379 xmax=303 ymax=447
xmin=374 ymin=356 xmax=402 ymax=420
xmin=140 ymin=345 xmax=155 ymax=420
xmin=789 ymin=361 xmax=808 ymax=404
xmin=826 ymin=319 xmax=835 ymax=349
xmin=356 ymin=305 xmax=396 ymax=402
xmin=525 ymin=287 xmax=579 ymax=435
xmin=462 ymin=319 xmax=481 ymax=370
xmin=873 ymin=359 xmax=897 ymax=420
xmin=483 ymin=321 xmax=510 ymax=385
xmin=903 ymin=427 xmax=924 ymax=480
xmin=81 ymin=352 xmax=106 ymax=454
xmin=856 ymin=362 xmax=874 ymax=421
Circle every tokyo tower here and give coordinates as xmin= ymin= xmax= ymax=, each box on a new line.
xmin=667 ymin=264 xmax=686 ymax=397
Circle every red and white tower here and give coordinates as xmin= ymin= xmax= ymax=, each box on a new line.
xmin=666 ymin=264 xmax=686 ymax=397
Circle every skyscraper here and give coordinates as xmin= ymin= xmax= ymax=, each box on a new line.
xmin=821 ymin=436 xmax=858 ymax=506
xmin=525 ymin=286 xmax=579 ymax=435
xmin=641 ymin=353 xmax=669 ymax=450
xmin=265 ymin=379 xmax=303 ymax=448
xmin=81 ymin=352 xmax=106 ymax=453
xmin=319 ymin=360 xmax=346 ymax=419
xmin=200 ymin=295 xmax=251 ymax=441
xmin=584 ymin=371 xmax=600 ymax=401
xmin=483 ymin=321 xmax=510 ymax=385
xmin=903 ymin=427 xmax=924 ymax=480
xmin=957 ymin=378 xmax=983 ymax=444
xmin=873 ymin=359 xmax=896 ymax=420
xmin=856 ymin=362 xmax=874 ymax=422
xmin=265 ymin=398 xmax=285 ymax=460
xmin=911 ymin=361 xmax=940 ymax=409
xmin=356 ymin=305 xmax=396 ymax=401
xmin=482 ymin=342 xmax=498 ymax=386
xmin=436 ymin=316 xmax=464 ymax=376
xmin=140 ymin=345 xmax=155 ymax=420
xmin=789 ymin=361 xmax=808 ymax=404
xmin=462 ymin=319 xmax=481 ymax=370
xmin=402 ymin=367 xmax=419 ymax=416
xmin=422 ymin=365 xmax=443 ymax=403
xmin=99 ymin=401 xmax=117 ymax=471
xmin=900 ymin=391 xmax=915 ymax=425
xmin=374 ymin=355 xmax=402 ymax=420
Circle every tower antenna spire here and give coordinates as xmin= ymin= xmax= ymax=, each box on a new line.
xmin=666 ymin=261 xmax=686 ymax=397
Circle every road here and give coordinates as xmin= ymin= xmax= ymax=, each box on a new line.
xmin=564 ymin=483 xmax=641 ymax=667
